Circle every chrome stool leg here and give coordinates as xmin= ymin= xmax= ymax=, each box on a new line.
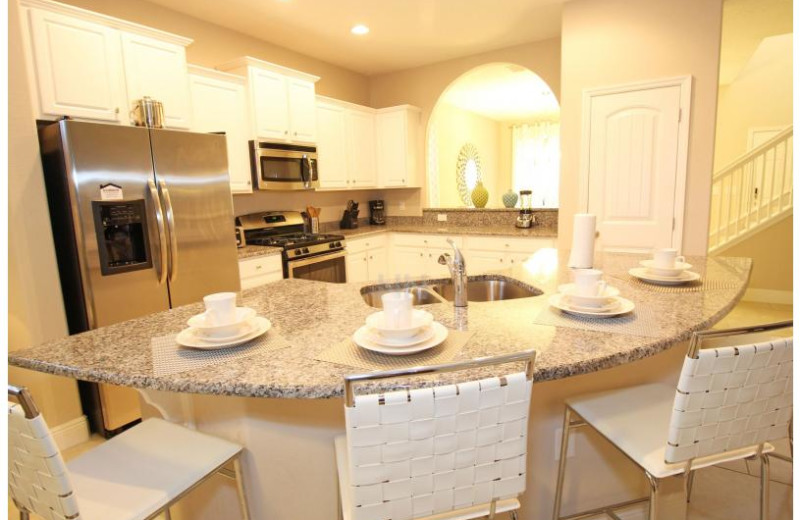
xmin=760 ymin=453 xmax=770 ymax=520
xmin=645 ymin=472 xmax=659 ymax=520
xmin=685 ymin=470 xmax=696 ymax=503
xmin=552 ymin=407 xmax=574 ymax=520
xmin=233 ymin=456 xmax=251 ymax=520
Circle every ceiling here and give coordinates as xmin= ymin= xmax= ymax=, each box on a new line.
xmin=718 ymin=0 xmax=793 ymax=84
xmin=145 ymin=0 xmax=567 ymax=75
xmin=440 ymin=64 xmax=560 ymax=122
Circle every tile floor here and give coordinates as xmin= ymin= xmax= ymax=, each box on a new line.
xmin=9 ymin=300 xmax=793 ymax=520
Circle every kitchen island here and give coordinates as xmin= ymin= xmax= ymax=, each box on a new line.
xmin=9 ymin=250 xmax=751 ymax=520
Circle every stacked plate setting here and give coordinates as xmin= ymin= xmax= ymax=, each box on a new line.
xmin=353 ymin=308 xmax=448 ymax=356
xmin=178 ymin=306 xmax=271 ymax=349
xmin=550 ymin=283 xmax=634 ymax=318
xmin=629 ymin=250 xmax=700 ymax=285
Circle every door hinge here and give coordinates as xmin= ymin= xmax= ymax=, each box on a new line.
xmin=672 ymin=217 xmax=676 ymax=230
xmin=678 ymin=108 xmax=683 ymax=122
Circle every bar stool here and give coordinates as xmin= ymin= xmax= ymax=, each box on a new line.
xmin=8 ymin=385 xmax=251 ymax=520
xmin=335 ymin=350 xmax=537 ymax=520
xmin=552 ymin=321 xmax=793 ymax=520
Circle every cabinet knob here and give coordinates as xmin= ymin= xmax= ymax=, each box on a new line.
xmin=500 ymin=259 xmax=504 ymax=263
xmin=247 ymin=180 xmax=251 ymax=185
xmin=511 ymin=259 xmax=515 ymax=264
xmin=115 ymin=107 xmax=120 ymax=114
xmin=505 ymin=244 xmax=510 ymax=248
xmin=256 ymin=265 xmax=262 ymax=270
xmin=363 ymin=257 xmax=367 ymax=262
xmin=294 ymin=132 xmax=297 ymax=136
xmin=284 ymin=130 xmax=288 ymax=135
xmin=369 ymin=256 xmax=373 ymax=260
xmin=419 ymin=253 xmax=423 ymax=257
xmin=402 ymin=179 xmax=405 ymax=183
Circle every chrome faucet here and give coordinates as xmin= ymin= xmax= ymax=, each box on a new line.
xmin=438 ymin=238 xmax=468 ymax=307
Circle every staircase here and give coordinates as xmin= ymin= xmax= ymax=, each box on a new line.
xmin=708 ymin=126 xmax=793 ymax=253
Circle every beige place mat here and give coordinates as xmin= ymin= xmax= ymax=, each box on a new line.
xmin=151 ymin=330 xmax=291 ymax=377
xmin=315 ymin=328 xmax=475 ymax=371
xmin=533 ymin=303 xmax=668 ymax=338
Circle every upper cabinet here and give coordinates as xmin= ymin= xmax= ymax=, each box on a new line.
xmin=217 ymin=57 xmax=319 ymax=145
xmin=120 ymin=33 xmax=192 ymax=129
xmin=376 ymin=106 xmax=422 ymax=188
xmin=20 ymin=0 xmax=193 ymax=128
xmin=316 ymin=97 xmax=377 ymax=190
xmin=188 ymin=66 xmax=252 ymax=194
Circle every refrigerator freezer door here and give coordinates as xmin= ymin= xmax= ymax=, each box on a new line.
xmin=149 ymin=129 xmax=240 ymax=306
xmin=54 ymin=121 xmax=171 ymax=329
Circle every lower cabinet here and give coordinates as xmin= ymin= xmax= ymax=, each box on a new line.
xmin=463 ymin=236 xmax=556 ymax=274
xmin=239 ymin=255 xmax=283 ymax=290
xmin=346 ymin=235 xmax=389 ymax=282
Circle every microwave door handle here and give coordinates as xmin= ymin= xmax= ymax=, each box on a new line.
xmin=158 ymin=179 xmax=179 ymax=283
xmin=147 ymin=179 xmax=168 ymax=284
xmin=302 ymin=154 xmax=311 ymax=189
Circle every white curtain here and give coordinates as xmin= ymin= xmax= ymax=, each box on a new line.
xmin=512 ymin=122 xmax=560 ymax=207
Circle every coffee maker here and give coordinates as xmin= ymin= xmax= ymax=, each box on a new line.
xmin=369 ymin=200 xmax=386 ymax=225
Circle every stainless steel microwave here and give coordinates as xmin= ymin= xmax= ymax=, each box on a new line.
xmin=249 ymin=141 xmax=319 ymax=190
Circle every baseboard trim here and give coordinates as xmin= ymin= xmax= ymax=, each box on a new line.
xmin=51 ymin=415 xmax=90 ymax=450
xmin=742 ymin=289 xmax=793 ymax=305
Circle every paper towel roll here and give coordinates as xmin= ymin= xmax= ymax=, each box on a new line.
xmin=568 ymin=214 xmax=596 ymax=268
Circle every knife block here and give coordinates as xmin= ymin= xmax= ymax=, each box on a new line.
xmin=340 ymin=210 xmax=359 ymax=229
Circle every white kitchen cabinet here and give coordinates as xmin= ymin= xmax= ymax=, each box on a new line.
xmin=391 ymin=247 xmax=429 ymax=278
xmin=188 ymin=66 xmax=252 ymax=194
xmin=390 ymin=234 xmax=463 ymax=278
xmin=346 ymin=235 xmax=388 ymax=282
xmin=315 ymin=101 xmax=348 ymax=189
xmin=25 ymin=8 xmax=126 ymax=122
xmin=463 ymin=236 xmax=556 ymax=273
xmin=121 ymin=33 xmax=192 ymax=128
xmin=316 ymin=97 xmax=377 ymax=189
xmin=239 ymin=255 xmax=283 ymax=290
xmin=218 ymin=57 xmax=319 ymax=144
xmin=376 ymin=106 xmax=421 ymax=187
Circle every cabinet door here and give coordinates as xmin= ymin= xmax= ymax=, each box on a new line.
xmin=288 ymin=78 xmax=317 ymax=144
xmin=316 ymin=103 xmax=348 ymax=189
xmin=376 ymin=110 xmax=408 ymax=187
xmin=465 ymin=250 xmax=505 ymax=274
xmin=346 ymin=251 xmax=369 ymax=283
xmin=346 ymin=110 xmax=377 ymax=188
xmin=28 ymin=9 xmax=126 ymax=122
xmin=367 ymin=247 xmax=389 ymax=281
xmin=121 ymin=33 xmax=191 ymax=129
xmin=188 ymin=73 xmax=252 ymax=193
xmin=251 ymin=68 xmax=289 ymax=140
xmin=391 ymin=247 xmax=427 ymax=278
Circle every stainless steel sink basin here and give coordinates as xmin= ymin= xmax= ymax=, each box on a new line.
xmin=361 ymin=286 xmax=446 ymax=308
xmin=430 ymin=277 xmax=541 ymax=302
xmin=360 ymin=276 xmax=540 ymax=307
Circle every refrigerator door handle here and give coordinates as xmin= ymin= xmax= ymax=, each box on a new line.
xmin=159 ymin=179 xmax=179 ymax=283
xmin=147 ymin=179 xmax=168 ymax=285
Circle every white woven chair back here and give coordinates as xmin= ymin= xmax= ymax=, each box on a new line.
xmin=8 ymin=402 xmax=80 ymax=519
xmin=666 ymin=337 xmax=793 ymax=463
xmin=344 ymin=371 xmax=532 ymax=520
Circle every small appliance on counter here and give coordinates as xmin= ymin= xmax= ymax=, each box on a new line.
xmin=368 ymin=200 xmax=386 ymax=225
xmin=515 ymin=190 xmax=536 ymax=228
xmin=341 ymin=200 xmax=360 ymax=229
xmin=235 ymin=226 xmax=246 ymax=248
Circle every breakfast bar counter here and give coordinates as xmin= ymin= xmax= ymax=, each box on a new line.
xmin=8 ymin=250 xmax=752 ymax=520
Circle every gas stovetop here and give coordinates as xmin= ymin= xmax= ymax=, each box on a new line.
xmin=247 ymin=232 xmax=344 ymax=249
xmin=236 ymin=211 xmax=346 ymax=260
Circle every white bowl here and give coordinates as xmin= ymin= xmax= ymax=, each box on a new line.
xmin=558 ymin=283 xmax=620 ymax=308
xmin=640 ymin=259 xmax=692 ymax=277
xmin=365 ymin=309 xmax=434 ymax=339
xmin=187 ymin=307 xmax=257 ymax=338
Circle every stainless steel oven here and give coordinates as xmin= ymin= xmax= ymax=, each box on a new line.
xmin=286 ymin=250 xmax=347 ymax=283
xmin=250 ymin=141 xmax=319 ymax=190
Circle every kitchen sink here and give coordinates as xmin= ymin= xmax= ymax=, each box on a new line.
xmin=360 ymin=276 xmax=540 ymax=308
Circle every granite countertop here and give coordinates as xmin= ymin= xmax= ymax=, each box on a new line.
xmin=9 ymin=251 xmax=751 ymax=399
xmin=335 ymin=224 xmax=558 ymax=240
xmin=236 ymin=245 xmax=283 ymax=260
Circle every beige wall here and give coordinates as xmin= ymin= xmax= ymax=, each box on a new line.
xmin=713 ymin=34 xmax=792 ymax=169
xmin=369 ymin=38 xmax=561 ymax=215
xmin=432 ymin=102 xmax=504 ymax=208
xmin=560 ymin=0 xmax=723 ymax=255
xmin=8 ymin=0 xmax=84 ymax=427
xmin=723 ymin=214 xmax=792 ymax=292
xmin=57 ymin=0 xmax=370 ymax=105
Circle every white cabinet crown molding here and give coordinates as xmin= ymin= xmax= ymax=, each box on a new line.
xmin=375 ymin=104 xmax=422 ymax=114
xmin=187 ymin=64 xmax=246 ymax=85
xmin=316 ymin=95 xmax=376 ymax=114
xmin=20 ymin=0 xmax=193 ymax=46
xmin=216 ymin=56 xmax=320 ymax=83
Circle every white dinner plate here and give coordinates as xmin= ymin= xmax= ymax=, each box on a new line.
xmin=558 ymin=296 xmax=621 ymax=314
xmin=639 ymin=259 xmax=693 ymax=277
xmin=629 ymin=267 xmax=701 ymax=286
xmin=549 ymin=294 xmax=634 ymax=318
xmin=364 ymin=325 xmax=436 ymax=347
xmin=557 ymin=283 xmax=620 ymax=307
xmin=353 ymin=322 xmax=448 ymax=356
xmin=177 ymin=317 xmax=271 ymax=350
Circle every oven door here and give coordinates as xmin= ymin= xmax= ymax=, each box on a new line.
xmin=286 ymin=250 xmax=347 ymax=283
xmin=252 ymin=147 xmax=319 ymax=191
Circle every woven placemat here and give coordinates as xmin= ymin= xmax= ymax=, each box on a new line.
xmin=315 ymin=328 xmax=474 ymax=371
xmin=611 ymin=276 xmax=739 ymax=293
xmin=603 ymin=257 xmax=744 ymax=294
xmin=533 ymin=303 xmax=667 ymax=338
xmin=151 ymin=330 xmax=290 ymax=377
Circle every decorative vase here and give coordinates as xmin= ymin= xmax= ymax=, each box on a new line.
xmin=471 ymin=181 xmax=489 ymax=208
xmin=502 ymin=189 xmax=519 ymax=208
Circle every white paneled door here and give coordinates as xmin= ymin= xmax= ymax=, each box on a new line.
xmin=583 ymin=78 xmax=690 ymax=252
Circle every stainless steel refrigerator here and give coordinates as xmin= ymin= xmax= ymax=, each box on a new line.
xmin=38 ymin=119 xmax=240 ymax=436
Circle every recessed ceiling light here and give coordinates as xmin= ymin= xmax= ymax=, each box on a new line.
xmin=351 ymin=24 xmax=370 ymax=36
